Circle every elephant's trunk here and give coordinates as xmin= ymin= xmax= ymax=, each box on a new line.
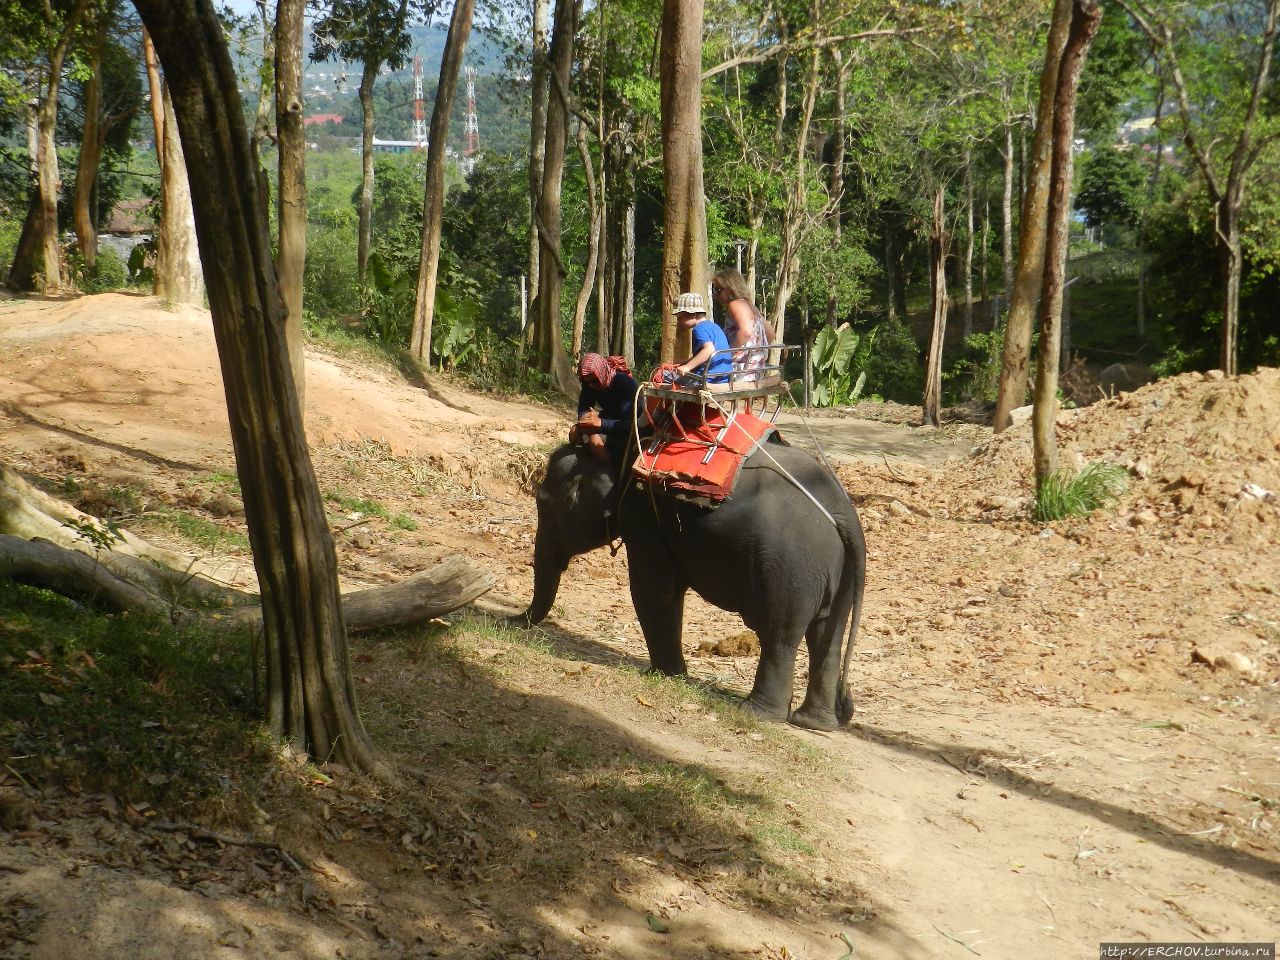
xmin=522 ymin=535 xmax=566 ymax=625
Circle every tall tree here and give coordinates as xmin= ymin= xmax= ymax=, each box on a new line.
xmin=153 ymin=83 xmax=205 ymax=305
xmin=1033 ymin=0 xmax=1101 ymax=487
xmin=1118 ymin=0 xmax=1280 ymax=376
xmin=525 ymin=0 xmax=550 ymax=346
xmin=921 ymin=185 xmax=950 ymax=426
xmin=132 ymin=0 xmax=379 ymax=772
xmin=659 ymin=0 xmax=708 ymax=362
xmin=275 ymin=0 xmax=307 ymax=404
xmin=993 ymin=0 xmax=1073 ymax=432
xmin=528 ymin=0 xmax=580 ymax=393
xmin=409 ymin=0 xmax=474 ymax=366
xmin=310 ymin=0 xmax=415 ymax=283
xmin=71 ymin=5 xmax=110 ymax=271
xmin=8 ymin=0 xmax=92 ymax=292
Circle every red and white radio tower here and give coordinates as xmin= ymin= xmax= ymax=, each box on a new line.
xmin=412 ymin=56 xmax=426 ymax=150
xmin=463 ymin=65 xmax=479 ymax=174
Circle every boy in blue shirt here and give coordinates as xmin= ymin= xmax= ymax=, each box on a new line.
xmin=671 ymin=291 xmax=732 ymax=385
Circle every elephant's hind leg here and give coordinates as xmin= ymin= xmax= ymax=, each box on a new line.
xmin=743 ymin=632 xmax=800 ymax=723
xmin=789 ymin=612 xmax=848 ymax=731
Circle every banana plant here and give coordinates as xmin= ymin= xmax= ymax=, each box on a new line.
xmin=810 ymin=322 xmax=876 ymax=406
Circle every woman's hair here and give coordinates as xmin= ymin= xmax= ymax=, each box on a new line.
xmin=712 ymin=267 xmax=754 ymax=305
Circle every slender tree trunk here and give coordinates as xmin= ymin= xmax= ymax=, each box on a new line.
xmin=1218 ymin=198 xmax=1242 ymax=377
xmin=594 ymin=0 xmax=609 ymax=355
xmin=963 ymin=152 xmax=974 ymax=338
xmin=980 ymin=197 xmax=990 ymax=312
xmin=356 ymin=63 xmax=377 ymax=283
xmin=531 ymin=0 xmax=579 ymax=393
xmin=409 ymin=0 xmax=475 ymax=367
xmin=1033 ymin=0 xmax=1101 ymax=488
xmin=826 ymin=47 xmax=848 ymax=329
xmin=74 ymin=11 xmax=110 ymax=272
xmin=526 ymin=0 xmax=550 ymax=340
xmin=922 ymin=187 xmax=949 ymax=427
xmin=995 ymin=0 xmax=1073 ymax=433
xmin=572 ymin=121 xmax=600 ymax=356
xmin=134 ymin=0 xmax=379 ymax=774
xmin=275 ymin=0 xmax=307 ymax=406
xmin=1001 ymin=120 xmax=1014 ymax=300
xmin=251 ymin=1 xmax=275 ymax=159
xmin=658 ymin=0 xmax=708 ymax=363
xmin=154 ymin=86 xmax=205 ymax=305
xmin=142 ymin=27 xmax=165 ymax=164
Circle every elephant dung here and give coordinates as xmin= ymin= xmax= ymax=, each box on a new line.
xmin=697 ymin=630 xmax=761 ymax=658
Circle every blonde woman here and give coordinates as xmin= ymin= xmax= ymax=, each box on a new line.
xmin=711 ymin=268 xmax=774 ymax=382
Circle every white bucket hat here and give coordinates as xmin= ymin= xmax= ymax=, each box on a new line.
xmin=672 ymin=291 xmax=707 ymax=316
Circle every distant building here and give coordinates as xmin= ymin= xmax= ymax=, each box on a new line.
xmin=304 ymin=113 xmax=344 ymax=127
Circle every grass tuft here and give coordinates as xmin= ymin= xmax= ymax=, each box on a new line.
xmin=1033 ymin=462 xmax=1128 ymax=522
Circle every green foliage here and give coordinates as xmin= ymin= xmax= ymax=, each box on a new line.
xmin=945 ymin=330 xmax=1003 ymax=404
xmin=1033 ymin=463 xmax=1128 ymax=522
xmin=809 ymin=323 xmax=875 ymax=407
xmin=861 ymin=314 xmax=922 ymax=404
xmin=0 ymin=580 xmax=261 ymax=809
xmin=1075 ymin=146 xmax=1145 ymax=232
xmin=69 ymin=247 xmax=127 ymax=293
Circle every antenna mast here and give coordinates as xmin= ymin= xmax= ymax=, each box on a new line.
xmin=412 ymin=56 xmax=426 ymax=150
xmin=463 ymin=65 xmax=479 ymax=175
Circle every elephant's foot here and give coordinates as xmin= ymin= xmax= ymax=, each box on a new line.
xmin=646 ymin=661 xmax=687 ymax=677
xmin=741 ymin=694 xmax=791 ymax=724
xmin=788 ymin=703 xmax=839 ymax=731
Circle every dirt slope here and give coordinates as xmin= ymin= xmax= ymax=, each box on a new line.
xmin=1 ymin=293 xmax=1277 ymax=958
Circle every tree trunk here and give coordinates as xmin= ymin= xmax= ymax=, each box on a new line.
xmin=251 ymin=1 xmax=275 ymax=158
xmin=7 ymin=194 xmax=43 ymax=293
xmin=826 ymin=47 xmax=847 ymax=329
xmin=1218 ymin=198 xmax=1241 ymax=377
xmin=995 ymin=0 xmax=1073 ymax=433
xmin=1000 ymin=119 xmax=1014 ymax=301
xmin=571 ymin=121 xmax=601 ymax=356
xmin=922 ymin=187 xmax=949 ymax=427
xmin=963 ymin=152 xmax=974 ymax=338
xmin=133 ymin=0 xmax=380 ymax=773
xmin=37 ymin=0 xmax=92 ymax=292
xmin=658 ymin=0 xmax=708 ymax=363
xmin=74 ymin=11 xmax=110 ymax=272
xmin=357 ymin=62 xmax=377 ymax=283
xmin=531 ymin=0 xmax=580 ymax=395
xmin=275 ymin=0 xmax=307 ymax=407
xmin=410 ymin=0 xmax=475 ymax=366
xmin=154 ymin=86 xmax=205 ymax=305
xmin=1033 ymin=0 xmax=1101 ymax=488
xmin=526 ymin=0 xmax=550 ymax=337
xmin=142 ymin=26 xmax=165 ymax=165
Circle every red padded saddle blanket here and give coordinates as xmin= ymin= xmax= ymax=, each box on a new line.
xmin=632 ymin=410 xmax=780 ymax=502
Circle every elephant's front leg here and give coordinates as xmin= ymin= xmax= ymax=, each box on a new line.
xmin=744 ymin=633 xmax=800 ymax=723
xmin=628 ymin=555 xmax=687 ymax=675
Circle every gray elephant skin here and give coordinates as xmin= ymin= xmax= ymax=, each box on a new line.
xmin=522 ymin=441 xmax=866 ymax=731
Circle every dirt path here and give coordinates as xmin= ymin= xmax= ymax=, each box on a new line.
xmin=2 ymin=294 xmax=1277 ymax=958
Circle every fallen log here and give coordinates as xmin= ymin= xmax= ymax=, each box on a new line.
xmin=0 ymin=464 xmax=251 ymax=606
xmin=0 ymin=535 xmax=177 ymax=619
xmin=210 ymin=556 xmax=495 ymax=632
xmin=0 ymin=466 xmax=495 ymax=631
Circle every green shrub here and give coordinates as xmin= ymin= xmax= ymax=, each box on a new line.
xmin=863 ymin=314 xmax=923 ymax=403
xmin=1033 ymin=462 xmax=1128 ymax=522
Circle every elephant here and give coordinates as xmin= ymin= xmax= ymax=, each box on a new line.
xmin=522 ymin=437 xmax=866 ymax=731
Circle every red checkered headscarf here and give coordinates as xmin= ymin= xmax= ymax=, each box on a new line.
xmin=578 ymin=353 xmax=630 ymax=390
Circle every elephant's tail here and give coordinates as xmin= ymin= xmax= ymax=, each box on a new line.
xmin=834 ymin=513 xmax=867 ymax=727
